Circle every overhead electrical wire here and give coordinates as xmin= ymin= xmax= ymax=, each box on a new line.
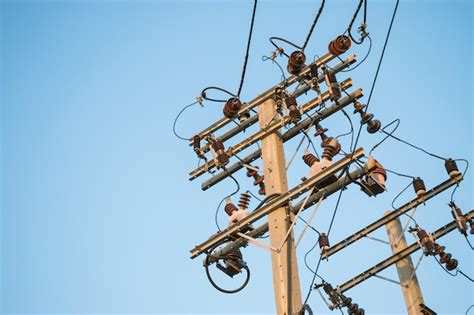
xmin=433 ymin=256 xmax=474 ymax=283
xmin=351 ymin=0 xmax=399 ymax=154
xmin=338 ymin=34 xmax=372 ymax=72
xmin=301 ymin=0 xmax=326 ymax=51
xmin=346 ymin=0 xmax=367 ymax=45
xmin=369 ymin=118 xmax=400 ymax=155
xmin=172 ymin=101 xmax=199 ymax=141
xmin=237 ymin=0 xmax=258 ymax=98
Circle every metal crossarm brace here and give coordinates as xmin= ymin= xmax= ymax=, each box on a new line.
xmin=322 ymin=173 xmax=463 ymax=259
xmin=205 ymin=158 xmax=376 ymax=265
xmin=198 ymin=88 xmax=364 ymax=187
xmin=189 ymin=79 xmax=354 ymax=181
xmin=195 ymin=55 xmax=357 ymax=154
xmin=190 ymin=148 xmax=365 ymax=259
xmin=191 ymin=52 xmax=336 ymax=140
xmin=338 ymin=209 xmax=474 ymax=293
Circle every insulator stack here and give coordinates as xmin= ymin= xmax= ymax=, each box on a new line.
xmin=353 ymin=102 xmax=381 ymax=134
xmin=287 ymin=50 xmax=306 ymax=75
xmin=285 ymin=95 xmax=301 ymax=122
xmin=470 ymin=220 xmax=474 ymax=235
xmin=223 ymin=97 xmax=242 ymax=118
xmin=417 ymin=228 xmax=435 ymax=253
xmin=238 ymin=110 xmax=250 ymax=123
xmin=324 ymin=69 xmax=341 ymax=100
xmin=436 ymin=246 xmax=459 ymax=271
xmin=445 ymin=158 xmax=460 ymax=177
xmin=212 ymin=140 xmax=229 ymax=167
xmin=322 ymin=138 xmax=341 ymax=161
xmin=413 ymin=177 xmax=426 ymax=197
xmin=238 ymin=192 xmax=251 ymax=210
xmin=341 ymin=295 xmax=365 ymax=315
xmin=192 ymin=135 xmax=205 ymax=158
xmin=449 ymin=201 xmax=467 ymax=236
xmin=328 ymin=35 xmax=352 ymax=55
xmin=303 ymin=152 xmax=319 ymax=167
xmin=246 ymin=166 xmax=266 ymax=195
xmin=319 ymin=233 xmax=330 ymax=251
xmin=224 ymin=200 xmax=239 ymax=216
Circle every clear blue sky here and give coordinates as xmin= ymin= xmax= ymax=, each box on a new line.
xmin=1 ymin=0 xmax=472 ymax=314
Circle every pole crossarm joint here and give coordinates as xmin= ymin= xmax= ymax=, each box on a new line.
xmin=338 ymin=209 xmax=474 ymax=293
xmin=322 ymin=173 xmax=464 ymax=259
xmin=190 ymin=148 xmax=366 ymax=259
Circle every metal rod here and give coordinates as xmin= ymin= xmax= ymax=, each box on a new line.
xmin=322 ymin=173 xmax=464 ymax=259
xmin=338 ymin=209 xmax=474 ymax=293
xmin=190 ymin=148 xmax=365 ymax=259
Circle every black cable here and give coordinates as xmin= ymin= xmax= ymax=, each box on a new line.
xmin=303 ymin=256 xmax=323 ymax=304
xmin=465 ymin=236 xmax=474 ymax=250
xmin=346 ymin=0 xmax=366 ymax=45
xmin=269 ymin=36 xmax=302 ymax=58
xmin=299 ymin=303 xmax=314 ymax=315
xmin=204 ymin=241 xmax=251 ymax=294
xmin=253 ymin=193 xmax=281 ymax=211
xmin=351 ymin=0 xmax=399 ymax=153
xmin=172 ymin=101 xmax=199 ymax=141
xmin=380 ymin=129 xmax=447 ymax=161
xmin=201 ymin=86 xmax=236 ymax=103
xmin=385 ymin=168 xmax=415 ymax=179
xmin=450 ymin=159 xmax=469 ymax=203
xmin=214 ymin=174 xmax=241 ymax=232
xmin=247 ymin=189 xmax=262 ymax=202
xmin=369 ymin=118 xmax=400 ymax=155
xmin=237 ymin=0 xmax=258 ymax=98
xmin=301 ymin=0 xmax=326 ymax=51
xmin=304 ymin=239 xmax=320 ymax=274
xmin=336 ymin=109 xmax=354 ymax=151
xmin=433 ymin=256 xmax=474 ymax=282
xmin=298 ymin=216 xmax=321 ymax=235
xmin=339 ymin=34 xmax=372 ymax=72
xmin=391 ymin=180 xmax=412 ymax=210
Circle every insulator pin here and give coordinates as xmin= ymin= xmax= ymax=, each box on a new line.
xmin=328 ymin=35 xmax=352 ymax=55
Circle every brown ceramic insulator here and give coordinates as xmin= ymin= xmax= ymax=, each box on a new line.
xmin=238 ymin=110 xmax=251 ymax=123
xmin=253 ymin=175 xmax=264 ymax=186
xmin=303 ymin=152 xmax=319 ymax=166
xmin=355 ymin=309 xmax=365 ymax=315
xmin=323 ymin=283 xmax=340 ymax=305
xmin=258 ymin=183 xmax=266 ymax=195
xmin=324 ymin=71 xmax=341 ymax=100
xmin=238 ymin=192 xmax=251 ymax=210
xmin=470 ymin=221 xmax=474 ymax=235
xmin=212 ymin=140 xmax=225 ymax=152
xmin=319 ymin=233 xmax=329 ymax=249
xmin=360 ymin=112 xmax=374 ymax=124
xmin=446 ymin=258 xmax=458 ymax=271
xmin=314 ymin=126 xmax=328 ymax=138
xmin=246 ymin=168 xmax=257 ymax=177
xmin=289 ymin=109 xmax=301 ymax=121
xmin=192 ymin=135 xmax=201 ymax=151
xmin=275 ymin=87 xmax=285 ymax=98
xmin=445 ymin=158 xmax=459 ymax=177
xmin=287 ymin=51 xmax=306 ymax=75
xmin=417 ymin=228 xmax=434 ymax=252
xmin=328 ymin=35 xmax=352 ymax=55
xmin=372 ymin=161 xmax=387 ymax=181
xmin=353 ymin=101 xmax=365 ymax=114
xmin=367 ymin=119 xmax=381 ymax=134
xmin=223 ymin=97 xmax=242 ymax=118
xmin=224 ymin=202 xmax=238 ymax=216
xmin=322 ymin=140 xmax=341 ymax=161
xmin=413 ymin=177 xmax=426 ymax=196
xmin=434 ymin=244 xmax=446 ymax=256
xmin=440 ymin=252 xmax=451 ymax=264
xmin=217 ymin=151 xmax=229 ymax=166
xmin=309 ymin=64 xmax=319 ymax=78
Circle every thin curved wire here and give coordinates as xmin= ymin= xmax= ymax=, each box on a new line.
xmin=269 ymin=36 xmax=302 ymax=58
xmin=214 ymin=174 xmax=241 ymax=232
xmin=346 ymin=0 xmax=366 ymax=45
xmin=262 ymin=55 xmax=286 ymax=82
xmin=201 ymin=86 xmax=236 ymax=103
xmin=172 ymin=101 xmax=199 ymax=141
xmin=339 ymin=34 xmax=372 ymax=72
xmin=450 ymin=159 xmax=469 ymax=202
xmin=369 ymin=118 xmax=400 ymax=155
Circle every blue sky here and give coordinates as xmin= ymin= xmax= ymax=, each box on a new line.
xmin=1 ymin=0 xmax=472 ymax=314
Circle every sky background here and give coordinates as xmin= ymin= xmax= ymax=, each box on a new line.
xmin=1 ymin=0 xmax=472 ymax=314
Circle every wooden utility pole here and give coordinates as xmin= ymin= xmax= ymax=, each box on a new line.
xmin=385 ymin=212 xmax=424 ymax=315
xmin=259 ymin=98 xmax=302 ymax=315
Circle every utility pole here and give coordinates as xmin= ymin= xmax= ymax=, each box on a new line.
xmin=385 ymin=213 xmax=424 ymax=315
xmin=259 ymin=98 xmax=302 ymax=314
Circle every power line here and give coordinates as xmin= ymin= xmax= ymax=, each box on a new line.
xmin=237 ymin=0 xmax=258 ymax=98
xmin=302 ymin=0 xmax=326 ymax=51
